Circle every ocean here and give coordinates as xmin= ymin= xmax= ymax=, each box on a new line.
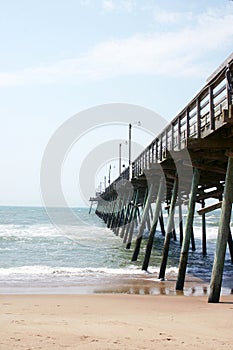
xmin=0 ymin=206 xmax=232 ymax=295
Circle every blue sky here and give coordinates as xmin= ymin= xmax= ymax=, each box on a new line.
xmin=0 ymin=0 xmax=233 ymax=207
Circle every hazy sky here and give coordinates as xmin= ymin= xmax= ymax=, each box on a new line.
xmin=0 ymin=0 xmax=233 ymax=207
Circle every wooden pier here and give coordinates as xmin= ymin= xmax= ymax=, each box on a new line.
xmin=91 ymin=53 xmax=233 ymax=302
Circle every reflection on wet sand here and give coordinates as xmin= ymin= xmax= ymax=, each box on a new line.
xmin=94 ymin=278 xmax=211 ymax=296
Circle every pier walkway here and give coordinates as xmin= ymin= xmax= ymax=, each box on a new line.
xmin=92 ymin=53 xmax=233 ymax=302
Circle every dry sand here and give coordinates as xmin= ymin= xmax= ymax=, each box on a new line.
xmin=1 ymin=293 xmax=233 ymax=350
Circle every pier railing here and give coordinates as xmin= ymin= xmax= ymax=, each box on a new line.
xmin=105 ymin=53 xmax=233 ymax=192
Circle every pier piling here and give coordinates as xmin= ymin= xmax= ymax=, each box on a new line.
xmin=208 ymin=156 xmax=233 ymax=303
xmin=159 ymin=177 xmax=178 ymax=280
xmin=142 ymin=178 xmax=165 ymax=271
xmin=176 ymin=168 xmax=200 ymax=291
xmin=131 ymin=183 xmax=155 ymax=261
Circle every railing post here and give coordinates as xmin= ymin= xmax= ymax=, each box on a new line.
xmin=155 ymin=139 xmax=159 ymax=162
xmin=186 ymin=107 xmax=190 ymax=140
xmin=171 ymin=124 xmax=174 ymax=151
xmin=209 ymin=85 xmax=215 ymax=130
xmin=226 ymin=65 xmax=233 ymax=107
xmin=196 ymin=99 xmax=201 ymax=138
xmin=177 ymin=116 xmax=181 ymax=150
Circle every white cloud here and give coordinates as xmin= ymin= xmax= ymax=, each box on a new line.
xmin=102 ymin=0 xmax=116 ymax=11
xmin=154 ymin=10 xmax=193 ymax=25
xmin=0 ymin=7 xmax=232 ymax=87
xmin=101 ymin=0 xmax=135 ymax=12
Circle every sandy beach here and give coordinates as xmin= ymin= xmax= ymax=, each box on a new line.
xmin=1 ymin=293 xmax=233 ymax=350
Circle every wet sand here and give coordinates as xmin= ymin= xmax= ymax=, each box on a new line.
xmin=1 ymin=293 xmax=233 ymax=350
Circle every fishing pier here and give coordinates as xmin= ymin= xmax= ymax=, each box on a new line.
xmin=92 ymin=53 xmax=233 ymax=302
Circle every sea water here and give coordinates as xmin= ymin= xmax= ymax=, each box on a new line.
xmin=0 ymin=206 xmax=232 ymax=295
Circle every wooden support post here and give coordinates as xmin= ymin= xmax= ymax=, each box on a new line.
xmin=208 ymin=156 xmax=233 ymax=303
xmin=115 ymin=192 xmax=127 ymax=236
xmin=190 ymin=227 xmax=196 ymax=251
xmin=146 ymin=213 xmax=151 ymax=231
xmin=95 ymin=200 xmax=100 ymax=216
xmin=123 ymin=190 xmax=138 ymax=244
xmin=110 ymin=198 xmax=119 ymax=229
xmin=107 ymin=199 xmax=116 ymax=228
xmin=126 ymin=190 xmax=140 ymax=249
xmin=159 ymin=178 xmax=178 ymax=279
xmin=149 ymin=205 xmax=153 ymax=223
xmin=172 ymin=217 xmax=177 ymax=241
xmin=142 ymin=178 xmax=165 ymax=271
xmin=112 ymin=197 xmax=123 ymax=233
xmin=176 ymin=168 xmax=200 ymax=291
xmin=89 ymin=201 xmax=93 ymax=214
xmin=202 ymin=200 xmax=207 ymax=256
xmin=159 ymin=207 xmax=166 ymax=236
xmin=178 ymin=203 xmax=183 ymax=247
xmin=136 ymin=207 xmax=141 ymax=226
xmin=228 ymin=229 xmax=233 ymax=264
xmin=131 ymin=183 xmax=155 ymax=261
xmin=146 ymin=203 xmax=152 ymax=231
xmin=119 ymin=192 xmax=133 ymax=238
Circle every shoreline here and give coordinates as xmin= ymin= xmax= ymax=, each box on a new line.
xmin=0 ymin=273 xmax=231 ymax=297
xmin=1 ymin=293 xmax=233 ymax=349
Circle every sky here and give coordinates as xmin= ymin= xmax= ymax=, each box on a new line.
xmin=0 ymin=0 xmax=233 ymax=207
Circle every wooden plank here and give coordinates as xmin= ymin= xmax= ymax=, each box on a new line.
xmin=192 ymin=163 xmax=226 ymax=175
xmin=197 ymin=188 xmax=223 ymax=201
xmin=197 ymin=201 xmax=222 ymax=215
xmin=187 ymin=138 xmax=233 ymax=150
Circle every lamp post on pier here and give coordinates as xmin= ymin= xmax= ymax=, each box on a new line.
xmin=129 ymin=121 xmax=141 ymax=181
xmin=119 ymin=143 xmax=122 ymax=176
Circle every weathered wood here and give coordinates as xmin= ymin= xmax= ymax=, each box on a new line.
xmin=89 ymin=201 xmax=93 ymax=214
xmin=124 ymin=190 xmax=139 ymax=246
xmin=108 ymin=199 xmax=116 ymax=228
xmin=209 ymin=86 xmax=215 ymax=130
xmin=178 ymin=203 xmax=183 ymax=247
xmin=202 ymin=200 xmax=207 ymax=256
xmin=159 ymin=208 xmax=166 ymax=236
xmin=208 ymin=156 xmax=233 ymax=303
xmin=159 ymin=177 xmax=178 ymax=279
xmin=131 ymin=183 xmax=155 ymax=261
xmin=190 ymin=227 xmax=196 ymax=252
xmin=197 ymin=188 xmax=223 ymax=201
xmin=120 ymin=192 xmax=132 ymax=238
xmin=142 ymin=178 xmax=165 ymax=271
xmin=176 ymin=168 xmax=200 ymax=291
xmin=197 ymin=201 xmax=222 ymax=215
xmin=187 ymin=138 xmax=233 ymax=150
xmin=172 ymin=217 xmax=177 ymax=241
xmin=115 ymin=192 xmax=127 ymax=236
xmin=228 ymin=229 xmax=233 ymax=264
